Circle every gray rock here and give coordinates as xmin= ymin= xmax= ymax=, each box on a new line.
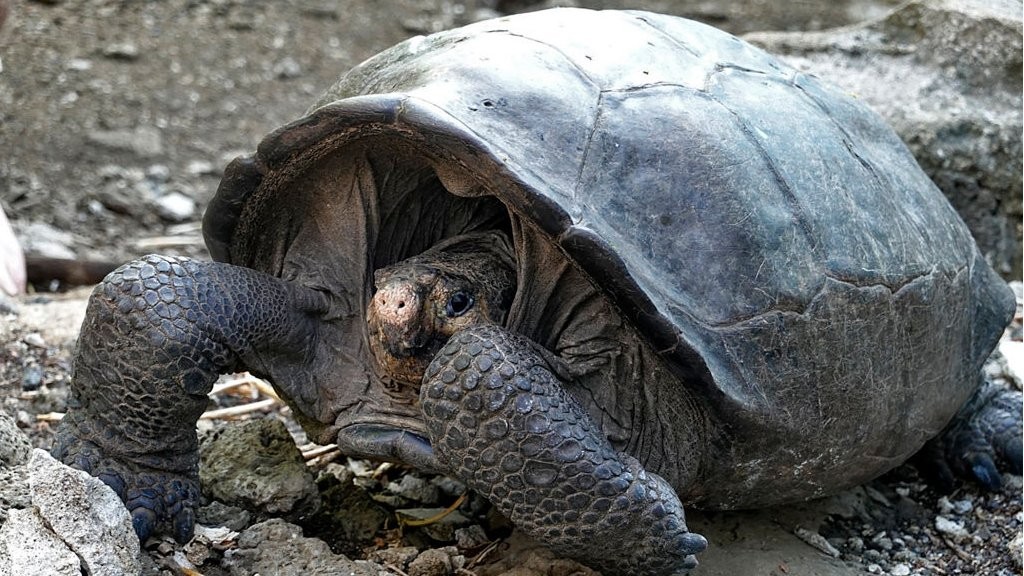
xmin=196 ymin=500 xmax=252 ymax=532
xmin=27 ymin=449 xmax=141 ymax=576
xmin=221 ymin=518 xmax=374 ymax=576
xmin=87 ymin=126 xmax=164 ymax=158
xmin=0 ymin=411 xmax=31 ymax=468
xmin=746 ymin=0 xmax=1023 ymax=278
xmin=16 ymin=222 xmax=76 ymax=260
xmin=369 ymin=546 xmax=420 ymax=569
xmin=102 ymin=42 xmax=140 ymax=60
xmin=408 ymin=547 xmax=461 ymax=576
xmin=0 ymin=412 xmax=32 ymax=524
xmin=199 ymin=419 xmax=318 ymax=518
xmin=388 ymin=474 xmax=440 ymax=505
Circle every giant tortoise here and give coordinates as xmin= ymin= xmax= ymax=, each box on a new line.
xmin=53 ymin=8 xmax=1021 ymax=575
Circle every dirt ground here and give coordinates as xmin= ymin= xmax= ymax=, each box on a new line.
xmin=0 ymin=1 xmax=1020 ymax=575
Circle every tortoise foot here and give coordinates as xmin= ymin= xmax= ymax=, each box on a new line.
xmin=919 ymin=379 xmax=1022 ymax=492
xmin=53 ymin=418 xmax=199 ymax=543
xmin=51 ymin=255 xmax=328 ymax=542
xmin=421 ymin=325 xmax=706 ymax=576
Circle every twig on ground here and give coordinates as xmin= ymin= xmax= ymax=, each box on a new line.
xmin=200 ymin=398 xmax=277 ymax=420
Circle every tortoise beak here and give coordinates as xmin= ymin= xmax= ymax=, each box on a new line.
xmin=334 ymin=423 xmax=440 ymax=473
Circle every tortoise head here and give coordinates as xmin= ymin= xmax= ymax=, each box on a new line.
xmin=367 ymin=231 xmax=516 ymax=387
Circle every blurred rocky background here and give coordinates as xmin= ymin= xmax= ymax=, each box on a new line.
xmin=0 ymin=1 xmax=1021 ymax=575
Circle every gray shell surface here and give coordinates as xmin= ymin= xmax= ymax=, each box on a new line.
xmin=205 ymin=9 xmax=1013 ymax=506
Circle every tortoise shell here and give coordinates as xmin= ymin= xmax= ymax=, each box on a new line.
xmin=204 ymin=8 xmax=1013 ymax=507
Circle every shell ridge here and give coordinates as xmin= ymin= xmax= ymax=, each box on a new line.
xmin=704 ymin=265 xmax=963 ymax=329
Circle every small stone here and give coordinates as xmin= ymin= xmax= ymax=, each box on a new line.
xmin=1010 ymin=530 xmax=1023 ymax=569
xmin=455 ymin=524 xmax=490 ymax=549
xmin=890 ymin=563 xmax=911 ymax=576
xmin=794 ymin=527 xmax=841 ymax=558
xmin=408 ymin=547 xmax=456 ymax=576
xmin=273 ymin=57 xmax=301 ymax=79
xmin=196 ymin=501 xmax=251 ymax=532
xmin=66 ymin=58 xmax=92 ymax=71
xmin=154 ymin=192 xmax=196 ymax=222
xmin=934 ymin=516 xmax=968 ymax=539
xmin=145 ymin=164 xmax=171 ymax=182
xmin=21 ymin=364 xmax=43 ymax=392
xmin=870 ymin=531 xmax=893 ymax=551
xmin=18 ymin=222 xmax=76 ymax=260
xmin=866 ymin=564 xmax=881 ymax=574
xmin=186 ymin=159 xmax=216 ymax=176
xmin=368 ymin=546 xmax=419 ymax=569
xmin=222 ymin=519 xmax=367 ymax=575
xmin=846 ymin=536 xmax=865 ymax=552
xmin=950 ymin=498 xmax=973 ymax=515
xmin=387 ymin=474 xmax=440 ymax=505
xmin=102 ymin=42 xmax=139 ymax=60
xmin=87 ymin=126 xmax=163 ymax=158
xmin=22 ymin=333 xmax=45 ymax=349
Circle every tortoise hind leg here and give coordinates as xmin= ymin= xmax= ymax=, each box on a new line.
xmin=52 ymin=255 xmax=328 ymax=542
xmin=420 ymin=325 xmax=706 ymax=576
xmin=917 ymin=378 xmax=1022 ymax=492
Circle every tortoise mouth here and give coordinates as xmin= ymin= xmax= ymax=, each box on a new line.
xmin=335 ymin=422 xmax=440 ymax=473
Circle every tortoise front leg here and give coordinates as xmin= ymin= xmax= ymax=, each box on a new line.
xmin=420 ymin=325 xmax=707 ymax=575
xmin=52 ymin=255 xmax=328 ymax=542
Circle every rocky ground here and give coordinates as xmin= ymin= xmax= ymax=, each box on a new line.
xmin=1 ymin=1 xmax=1022 ymax=575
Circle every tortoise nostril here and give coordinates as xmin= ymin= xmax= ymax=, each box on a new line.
xmin=397 ymin=300 xmax=406 ymax=309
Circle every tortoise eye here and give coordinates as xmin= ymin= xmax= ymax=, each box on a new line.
xmin=445 ymin=291 xmax=474 ymax=318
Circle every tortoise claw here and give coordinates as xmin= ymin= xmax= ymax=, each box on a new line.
xmin=53 ymin=420 xmax=199 ymax=544
xmin=919 ymin=380 xmax=1022 ymax=492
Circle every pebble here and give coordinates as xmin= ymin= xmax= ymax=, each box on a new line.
xmin=934 ymin=516 xmax=968 ymax=539
xmin=890 ymin=563 xmax=911 ymax=576
xmin=186 ymin=159 xmax=216 ymax=176
xmin=66 ymin=58 xmax=92 ymax=71
xmin=87 ymin=126 xmax=163 ymax=157
xmin=794 ymin=527 xmax=840 ymax=558
xmin=21 ymin=364 xmax=43 ymax=392
xmin=1010 ymin=530 xmax=1023 ymax=569
xmin=18 ymin=222 xmax=76 ymax=259
xmin=102 ymin=42 xmax=139 ymax=60
xmin=154 ymin=192 xmax=196 ymax=222
xmin=273 ymin=57 xmax=302 ymax=79
xmin=22 ymin=333 xmax=46 ymax=349
xmin=387 ymin=474 xmax=440 ymax=505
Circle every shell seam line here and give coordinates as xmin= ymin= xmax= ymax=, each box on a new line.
xmin=573 ymin=92 xmax=605 ymax=206
xmin=705 ymin=91 xmax=824 ymax=263
xmin=630 ymin=14 xmax=701 ymax=58
xmin=706 ymin=264 xmax=966 ymax=330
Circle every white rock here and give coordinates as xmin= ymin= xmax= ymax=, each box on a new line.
xmin=27 ymin=450 xmax=141 ymax=576
xmin=891 ymin=563 xmax=911 ymax=576
xmin=154 ymin=191 xmax=197 ymax=222
xmin=934 ymin=515 xmax=969 ymax=539
xmin=0 ymin=507 xmax=82 ymax=576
